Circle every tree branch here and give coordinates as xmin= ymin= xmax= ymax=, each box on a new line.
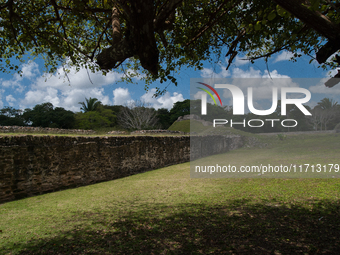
xmin=154 ymin=0 xmax=183 ymax=30
xmin=90 ymin=19 xmax=112 ymax=61
xmin=325 ymin=70 xmax=340 ymax=88
xmin=272 ymin=0 xmax=340 ymax=64
xmin=316 ymin=40 xmax=340 ymax=64
xmin=49 ymin=3 xmax=112 ymax=14
xmin=186 ymin=0 xmax=237 ymax=47
xmin=272 ymin=0 xmax=340 ymax=41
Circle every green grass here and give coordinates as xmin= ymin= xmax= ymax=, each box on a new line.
xmin=168 ymin=120 xmax=192 ymax=133
xmin=1 ymin=133 xmax=340 ymax=254
xmin=193 ymin=133 xmax=340 ymax=178
xmin=168 ymin=119 xmax=253 ymax=137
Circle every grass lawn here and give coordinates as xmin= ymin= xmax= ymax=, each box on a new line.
xmin=1 ymin=133 xmax=340 ymax=254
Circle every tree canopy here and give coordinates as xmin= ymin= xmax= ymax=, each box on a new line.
xmin=22 ymin=102 xmax=75 ymax=128
xmin=1 ymin=0 xmax=340 ymax=87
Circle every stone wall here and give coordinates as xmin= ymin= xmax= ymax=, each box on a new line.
xmin=190 ymin=135 xmax=245 ymax=160
xmin=0 ymin=135 xmax=245 ymax=203
xmin=130 ymin=130 xmax=186 ymax=135
xmin=0 ymin=126 xmax=96 ymax=135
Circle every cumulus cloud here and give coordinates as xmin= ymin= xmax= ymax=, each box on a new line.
xmin=0 ymin=59 xmax=145 ymax=111
xmin=0 ymin=89 xmax=4 ymax=109
xmin=1 ymin=61 xmax=39 ymax=93
xmin=262 ymin=69 xmax=291 ymax=79
xmin=274 ymin=51 xmax=294 ymax=63
xmin=140 ymin=88 xmax=184 ymax=110
xmin=228 ymin=68 xmax=295 ymax=93
xmin=231 ymin=67 xmax=262 ymax=78
xmin=309 ymin=78 xmax=340 ymax=95
xmin=20 ymin=85 xmax=112 ymax=112
xmin=113 ymin=87 xmax=133 ymax=105
xmin=307 ymin=68 xmax=340 ymax=95
xmin=6 ymin=95 xmax=17 ymax=107
xmin=21 ymin=87 xmax=59 ymax=107
xmin=32 ymin=64 xmax=124 ymax=91
xmin=21 ymin=61 xmax=40 ymax=79
xmin=200 ymin=66 xmax=230 ymax=78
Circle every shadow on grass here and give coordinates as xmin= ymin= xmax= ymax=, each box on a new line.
xmin=5 ymin=199 xmax=340 ymax=255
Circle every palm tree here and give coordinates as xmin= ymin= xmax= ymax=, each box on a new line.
xmin=78 ymin=97 xmax=101 ymax=112
xmin=315 ymin=98 xmax=339 ymax=130
xmin=317 ymin=98 xmax=338 ymax=110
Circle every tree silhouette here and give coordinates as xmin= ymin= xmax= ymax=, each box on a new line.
xmin=78 ymin=98 xmax=102 ymax=113
xmin=118 ymin=100 xmax=159 ymax=130
xmin=317 ymin=98 xmax=338 ymax=111
xmin=310 ymin=98 xmax=339 ymax=130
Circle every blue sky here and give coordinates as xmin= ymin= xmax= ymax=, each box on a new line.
xmin=0 ymin=50 xmax=339 ymax=112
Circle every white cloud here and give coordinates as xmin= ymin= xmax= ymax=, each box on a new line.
xmin=0 ymin=89 xmax=4 ymax=109
xmin=140 ymin=88 xmax=184 ymax=110
xmin=200 ymin=65 xmax=230 ymax=78
xmin=228 ymin=68 xmax=294 ymax=93
xmin=20 ymin=85 xmax=111 ymax=112
xmin=1 ymin=62 xmax=39 ymax=92
xmin=231 ymin=67 xmax=262 ymax=78
xmin=274 ymin=51 xmax=294 ymax=63
xmin=6 ymin=95 xmax=17 ymax=107
xmin=262 ymin=69 xmax=291 ymax=79
xmin=226 ymin=55 xmax=250 ymax=67
xmin=2 ymin=59 xmax=146 ymax=111
xmin=309 ymin=78 xmax=340 ymax=95
xmin=60 ymin=88 xmax=110 ymax=112
xmin=113 ymin=87 xmax=133 ymax=105
xmin=61 ymin=89 xmax=87 ymax=112
xmin=229 ymin=67 xmax=291 ymax=79
xmin=21 ymin=87 xmax=59 ymax=107
xmin=309 ymin=68 xmax=340 ymax=95
xmin=21 ymin=61 xmax=40 ymax=79
xmin=32 ymin=65 xmax=124 ymax=91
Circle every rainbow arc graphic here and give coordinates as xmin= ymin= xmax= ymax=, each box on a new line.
xmin=197 ymin=82 xmax=223 ymax=106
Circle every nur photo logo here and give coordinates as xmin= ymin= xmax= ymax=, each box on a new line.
xmin=194 ymin=79 xmax=313 ymax=129
xmin=197 ymin=82 xmax=223 ymax=115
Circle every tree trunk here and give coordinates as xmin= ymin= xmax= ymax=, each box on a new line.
xmin=97 ymin=0 xmax=159 ymax=75
xmin=112 ymin=7 xmax=121 ymax=44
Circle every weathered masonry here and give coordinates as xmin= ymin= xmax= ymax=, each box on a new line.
xmin=0 ymin=135 xmax=245 ymax=203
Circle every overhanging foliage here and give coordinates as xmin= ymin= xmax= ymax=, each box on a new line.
xmin=1 ymin=0 xmax=340 ymax=87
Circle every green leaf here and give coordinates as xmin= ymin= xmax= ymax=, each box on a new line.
xmin=311 ymin=0 xmax=320 ymax=10
xmin=254 ymin=22 xmax=261 ymax=31
xmin=268 ymin=12 xmax=276 ymax=21
xmin=276 ymin=5 xmax=286 ymax=17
